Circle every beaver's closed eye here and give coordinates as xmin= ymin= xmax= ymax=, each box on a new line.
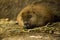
xmin=27 ymin=15 xmax=32 ymax=18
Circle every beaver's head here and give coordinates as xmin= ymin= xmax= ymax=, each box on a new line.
xmin=17 ymin=5 xmax=54 ymax=29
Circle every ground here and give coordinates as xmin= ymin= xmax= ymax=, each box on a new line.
xmin=0 ymin=19 xmax=60 ymax=40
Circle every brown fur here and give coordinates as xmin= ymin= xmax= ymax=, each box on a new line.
xmin=17 ymin=4 xmax=55 ymax=29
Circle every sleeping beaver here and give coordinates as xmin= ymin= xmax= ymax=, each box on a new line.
xmin=17 ymin=1 xmax=60 ymax=29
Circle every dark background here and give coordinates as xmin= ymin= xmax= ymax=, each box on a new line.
xmin=0 ymin=0 xmax=60 ymax=20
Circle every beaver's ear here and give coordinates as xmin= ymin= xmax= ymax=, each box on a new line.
xmin=21 ymin=12 xmax=26 ymax=17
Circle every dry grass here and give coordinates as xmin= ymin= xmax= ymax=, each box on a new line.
xmin=0 ymin=19 xmax=59 ymax=38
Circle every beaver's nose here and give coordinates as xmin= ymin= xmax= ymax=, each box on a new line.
xmin=24 ymin=21 xmax=30 ymax=28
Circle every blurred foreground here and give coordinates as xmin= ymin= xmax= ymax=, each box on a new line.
xmin=0 ymin=19 xmax=60 ymax=40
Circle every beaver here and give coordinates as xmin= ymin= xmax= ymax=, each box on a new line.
xmin=17 ymin=1 xmax=60 ymax=29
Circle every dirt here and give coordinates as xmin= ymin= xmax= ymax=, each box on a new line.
xmin=2 ymin=32 xmax=60 ymax=40
xmin=0 ymin=19 xmax=60 ymax=40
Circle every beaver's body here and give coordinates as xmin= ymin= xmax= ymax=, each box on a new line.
xmin=17 ymin=1 xmax=60 ymax=29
